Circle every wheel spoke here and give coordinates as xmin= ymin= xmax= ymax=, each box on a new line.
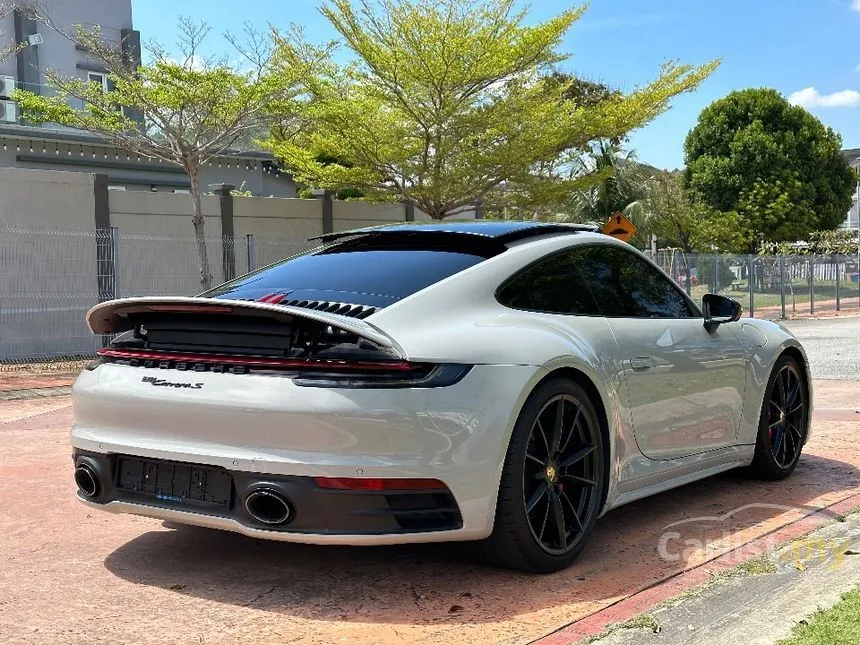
xmin=538 ymin=494 xmax=551 ymax=541
xmin=772 ymin=429 xmax=784 ymax=465
xmin=769 ymin=399 xmax=784 ymax=415
xmin=785 ymin=379 xmax=800 ymax=410
xmin=786 ymin=420 xmax=803 ymax=441
xmin=776 ymin=370 xmax=786 ymax=410
xmin=558 ymin=407 xmax=581 ymax=457
xmin=787 ymin=402 xmax=805 ymax=417
xmin=550 ymin=399 xmax=565 ymax=456
xmin=560 ymin=444 xmax=595 ymax=469
xmin=550 ymin=491 xmax=566 ymax=548
xmin=783 ymin=425 xmax=795 ymax=464
xmin=535 ymin=419 xmax=550 ymax=456
xmin=526 ymin=484 xmax=548 ymax=513
xmin=526 ymin=452 xmax=546 ymax=467
xmin=560 ymin=490 xmax=585 ymax=532
xmin=560 ymin=473 xmax=597 ymax=487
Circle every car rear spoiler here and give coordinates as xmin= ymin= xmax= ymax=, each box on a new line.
xmin=85 ymin=296 xmax=405 ymax=356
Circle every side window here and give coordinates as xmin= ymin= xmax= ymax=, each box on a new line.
xmin=497 ymin=251 xmax=602 ymax=316
xmin=573 ymin=246 xmax=696 ymax=319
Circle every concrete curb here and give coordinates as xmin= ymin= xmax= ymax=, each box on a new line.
xmin=533 ymin=491 xmax=860 ymax=645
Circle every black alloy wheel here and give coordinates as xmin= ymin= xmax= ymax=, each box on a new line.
xmin=751 ymin=355 xmax=808 ymax=480
xmin=482 ymin=378 xmax=605 ymax=573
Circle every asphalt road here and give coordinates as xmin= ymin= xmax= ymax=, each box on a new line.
xmin=779 ymin=317 xmax=860 ymax=381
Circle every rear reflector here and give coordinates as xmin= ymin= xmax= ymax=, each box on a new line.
xmin=97 ymin=348 xmax=416 ymax=372
xmin=313 ymin=477 xmax=448 ymax=491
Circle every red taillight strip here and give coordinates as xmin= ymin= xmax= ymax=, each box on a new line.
xmin=313 ymin=477 xmax=448 ymax=491
xmin=97 ymin=348 xmax=416 ymax=372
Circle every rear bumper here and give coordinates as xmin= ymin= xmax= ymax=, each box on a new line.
xmin=74 ymin=450 xmax=463 ymax=540
xmin=70 ymin=362 xmax=543 ymax=542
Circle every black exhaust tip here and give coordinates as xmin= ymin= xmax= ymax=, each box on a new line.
xmin=74 ymin=464 xmax=100 ymax=498
xmin=244 ymin=487 xmax=292 ymax=525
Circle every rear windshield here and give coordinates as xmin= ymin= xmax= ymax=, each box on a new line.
xmin=204 ymin=238 xmax=495 ymax=308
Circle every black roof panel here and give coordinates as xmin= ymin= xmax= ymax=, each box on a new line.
xmin=314 ymin=220 xmax=599 ymax=244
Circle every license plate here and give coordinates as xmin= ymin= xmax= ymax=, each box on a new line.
xmin=115 ymin=456 xmax=232 ymax=509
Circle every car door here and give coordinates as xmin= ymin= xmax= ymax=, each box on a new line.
xmin=572 ymin=244 xmax=747 ymax=460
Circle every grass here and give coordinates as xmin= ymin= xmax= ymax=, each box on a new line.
xmin=777 ymin=587 xmax=860 ymax=645
xmin=736 ymin=555 xmax=779 ymax=576
xmin=619 ymin=614 xmax=660 ymax=633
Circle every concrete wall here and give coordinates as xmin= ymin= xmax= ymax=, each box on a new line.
xmin=0 ymin=165 xmax=95 ymax=228
xmin=332 ymin=200 xmax=406 ymax=231
xmin=109 ymin=190 xmax=226 ymax=295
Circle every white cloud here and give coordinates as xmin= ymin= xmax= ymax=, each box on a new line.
xmin=788 ymin=87 xmax=860 ymax=108
xmin=855 ymin=62 xmax=860 ymax=72
xmin=853 ymin=0 xmax=860 ymax=11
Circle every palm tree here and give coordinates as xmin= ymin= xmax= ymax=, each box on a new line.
xmin=558 ymin=141 xmax=655 ymax=230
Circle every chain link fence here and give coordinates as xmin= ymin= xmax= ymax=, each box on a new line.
xmin=1 ymin=227 xmax=858 ymax=363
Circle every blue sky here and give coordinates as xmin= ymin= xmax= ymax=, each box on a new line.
xmin=133 ymin=0 xmax=860 ymax=170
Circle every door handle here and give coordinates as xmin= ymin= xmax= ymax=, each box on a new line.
xmin=628 ymin=356 xmax=655 ymax=370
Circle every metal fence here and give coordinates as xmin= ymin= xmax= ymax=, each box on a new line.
xmin=1 ymin=227 xmax=858 ymax=363
xmin=649 ymin=251 xmax=860 ymax=319
xmin=0 ymin=227 xmax=313 ymax=363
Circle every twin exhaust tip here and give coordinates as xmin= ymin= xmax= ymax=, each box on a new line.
xmin=244 ymin=487 xmax=293 ymax=525
xmin=74 ymin=464 xmax=100 ymax=498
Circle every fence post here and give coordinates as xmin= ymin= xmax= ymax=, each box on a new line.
xmin=835 ymin=254 xmax=841 ymax=312
xmin=211 ymin=183 xmax=236 ymax=282
xmin=110 ymin=226 xmax=120 ymax=299
xmin=246 ymin=234 xmax=255 ymax=273
xmin=712 ymin=254 xmax=719 ymax=295
xmin=312 ymin=188 xmax=333 ymax=234
xmin=808 ymin=256 xmax=814 ymax=315
xmin=747 ymin=255 xmax=755 ymax=318
xmin=779 ymin=255 xmax=786 ymax=320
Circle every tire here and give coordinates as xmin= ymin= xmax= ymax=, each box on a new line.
xmin=750 ymin=354 xmax=809 ymax=480
xmin=480 ymin=377 xmax=606 ymax=573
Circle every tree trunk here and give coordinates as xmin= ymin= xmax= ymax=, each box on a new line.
xmin=189 ymin=167 xmax=213 ymax=291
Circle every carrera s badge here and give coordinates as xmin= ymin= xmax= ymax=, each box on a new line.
xmin=141 ymin=376 xmax=203 ymax=389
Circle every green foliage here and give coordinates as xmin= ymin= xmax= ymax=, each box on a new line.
xmin=684 ymin=88 xmax=856 ymax=251
xmin=561 ymin=142 xmax=653 ymax=226
xmin=269 ymin=0 xmax=718 ymax=219
xmin=641 ymin=171 xmax=699 ymax=251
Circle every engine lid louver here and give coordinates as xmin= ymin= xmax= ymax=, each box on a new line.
xmin=250 ymin=293 xmax=377 ymax=319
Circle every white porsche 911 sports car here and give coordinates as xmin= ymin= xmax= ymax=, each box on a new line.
xmin=71 ymin=221 xmax=811 ymax=572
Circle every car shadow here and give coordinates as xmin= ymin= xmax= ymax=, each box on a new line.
xmin=103 ymin=453 xmax=860 ymax=625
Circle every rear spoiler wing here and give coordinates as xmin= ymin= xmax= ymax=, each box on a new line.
xmin=86 ymin=296 xmax=405 ymax=356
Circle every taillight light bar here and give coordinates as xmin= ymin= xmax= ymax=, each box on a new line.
xmin=313 ymin=477 xmax=448 ymax=491
xmin=96 ymin=347 xmax=415 ymax=372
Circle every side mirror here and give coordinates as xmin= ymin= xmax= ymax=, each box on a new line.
xmin=702 ymin=293 xmax=742 ymax=332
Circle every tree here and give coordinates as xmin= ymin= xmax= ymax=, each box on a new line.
xmin=684 ymin=88 xmax=856 ymax=253
xmin=270 ymin=0 xmax=718 ymax=219
xmin=13 ymin=17 xmax=306 ymax=289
